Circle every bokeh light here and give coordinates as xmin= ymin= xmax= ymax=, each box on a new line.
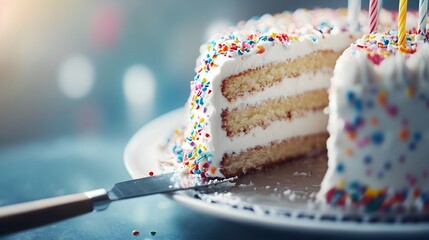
xmin=90 ymin=4 xmax=123 ymax=49
xmin=123 ymin=64 xmax=156 ymax=106
xmin=58 ymin=55 xmax=95 ymax=99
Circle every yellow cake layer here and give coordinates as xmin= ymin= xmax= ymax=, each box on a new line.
xmin=220 ymin=132 xmax=328 ymax=177
xmin=222 ymin=89 xmax=328 ymax=137
xmin=221 ymin=50 xmax=340 ymax=102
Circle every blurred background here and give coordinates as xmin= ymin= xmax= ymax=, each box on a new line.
xmin=0 ymin=0 xmax=419 ymax=147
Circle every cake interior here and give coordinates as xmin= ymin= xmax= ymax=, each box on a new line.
xmin=219 ymin=50 xmax=342 ymax=177
xmin=221 ymin=133 xmax=328 ymax=177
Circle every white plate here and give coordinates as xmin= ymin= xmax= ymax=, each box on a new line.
xmin=124 ymin=108 xmax=429 ymax=235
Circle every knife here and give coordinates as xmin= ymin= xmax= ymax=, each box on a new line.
xmin=0 ymin=173 xmax=233 ymax=235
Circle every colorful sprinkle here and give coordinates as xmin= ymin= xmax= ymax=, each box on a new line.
xmin=399 ymin=128 xmax=409 ymax=140
xmin=384 ymin=162 xmax=392 ymax=170
xmin=336 ymin=163 xmax=345 ymax=173
xmin=371 ymin=132 xmax=384 ymax=145
xmin=364 ymin=155 xmax=372 ymax=165
xmin=353 ymin=31 xmax=422 ymax=65
xmin=413 ymin=132 xmax=422 ymax=141
xmin=386 ymin=105 xmax=398 ymax=117
xmin=370 ymin=116 xmax=378 ymax=125
xmin=326 ymin=183 xmax=429 ymax=212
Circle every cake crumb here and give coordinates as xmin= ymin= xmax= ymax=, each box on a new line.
xmin=293 ymin=171 xmax=311 ymax=177
xmin=283 ymin=189 xmax=292 ymax=195
xmin=238 ymin=181 xmax=254 ymax=188
xmin=288 ymin=193 xmax=297 ymax=201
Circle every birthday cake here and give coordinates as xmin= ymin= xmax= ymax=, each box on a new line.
xmin=165 ymin=3 xmax=429 ymax=210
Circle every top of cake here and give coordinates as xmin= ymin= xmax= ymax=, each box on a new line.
xmin=332 ymin=30 xmax=429 ymax=87
xmin=194 ymin=9 xmax=350 ymax=82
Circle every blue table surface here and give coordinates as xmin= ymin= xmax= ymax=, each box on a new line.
xmin=0 ymin=134 xmax=302 ymax=240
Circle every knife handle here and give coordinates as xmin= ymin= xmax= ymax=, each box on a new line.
xmin=0 ymin=189 xmax=109 ymax=236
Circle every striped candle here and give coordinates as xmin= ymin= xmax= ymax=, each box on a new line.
xmin=419 ymin=0 xmax=428 ymax=36
xmin=369 ymin=0 xmax=379 ymax=33
xmin=348 ymin=0 xmax=361 ymax=32
xmin=398 ymin=0 xmax=408 ymax=50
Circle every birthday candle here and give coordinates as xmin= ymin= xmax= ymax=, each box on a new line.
xmin=369 ymin=0 xmax=379 ymax=33
xmin=419 ymin=0 xmax=428 ymax=36
xmin=398 ymin=0 xmax=408 ymax=49
xmin=348 ymin=0 xmax=361 ymax=32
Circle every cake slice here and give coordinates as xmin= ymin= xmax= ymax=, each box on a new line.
xmin=171 ymin=9 xmax=396 ymax=179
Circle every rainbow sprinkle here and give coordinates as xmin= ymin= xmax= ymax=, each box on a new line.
xmin=325 ymin=184 xmax=429 ymax=212
xmin=353 ymin=30 xmax=428 ymax=65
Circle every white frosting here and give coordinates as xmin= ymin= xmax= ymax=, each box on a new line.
xmin=319 ymin=42 xmax=429 ymax=204
xmin=222 ymin=109 xmax=328 ymax=155
xmin=226 ymin=69 xmax=332 ymax=110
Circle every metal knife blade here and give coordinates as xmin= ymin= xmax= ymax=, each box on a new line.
xmin=0 ymin=173 xmax=234 ymax=235
xmin=109 ymin=173 xmax=177 ymax=200
xmin=108 ymin=172 xmax=223 ymax=200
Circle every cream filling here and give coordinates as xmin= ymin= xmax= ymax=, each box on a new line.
xmin=226 ymin=69 xmax=332 ymax=110
xmin=219 ymin=109 xmax=327 ymax=155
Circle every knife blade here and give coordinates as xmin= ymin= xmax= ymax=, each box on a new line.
xmin=0 ymin=173 xmax=234 ymax=235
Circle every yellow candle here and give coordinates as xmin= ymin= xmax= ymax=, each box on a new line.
xmin=398 ymin=0 xmax=408 ymax=51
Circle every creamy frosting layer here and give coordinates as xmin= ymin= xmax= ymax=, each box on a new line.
xmin=319 ymin=32 xmax=429 ymax=210
xmin=226 ymin=69 xmax=332 ymax=110
xmin=221 ymin=109 xmax=327 ymax=155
